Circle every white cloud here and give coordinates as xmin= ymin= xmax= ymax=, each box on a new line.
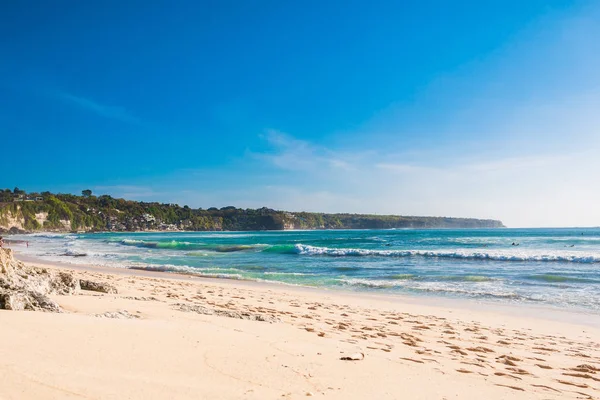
xmin=253 ymin=130 xmax=365 ymax=173
xmin=55 ymin=91 xmax=140 ymax=125
xmin=244 ymin=131 xmax=600 ymax=227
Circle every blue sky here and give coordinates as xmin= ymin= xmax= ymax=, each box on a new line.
xmin=2 ymin=0 xmax=600 ymax=227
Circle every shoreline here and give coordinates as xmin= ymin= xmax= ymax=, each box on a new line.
xmin=2 ymin=250 xmax=600 ymax=399
xmin=15 ymin=252 xmax=600 ymax=328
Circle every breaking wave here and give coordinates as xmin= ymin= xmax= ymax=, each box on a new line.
xmin=292 ymin=244 xmax=600 ymax=263
xmin=120 ymin=239 xmax=258 ymax=253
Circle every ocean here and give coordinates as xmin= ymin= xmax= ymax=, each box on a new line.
xmin=11 ymin=228 xmax=600 ymax=312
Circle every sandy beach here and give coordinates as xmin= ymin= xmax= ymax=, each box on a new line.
xmin=1 ymin=253 xmax=599 ymax=400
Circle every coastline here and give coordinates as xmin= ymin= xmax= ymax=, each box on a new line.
xmin=15 ymin=251 xmax=600 ymax=328
xmin=2 ymin=251 xmax=600 ymax=399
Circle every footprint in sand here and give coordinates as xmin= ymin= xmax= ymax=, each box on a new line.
xmin=495 ymin=384 xmax=525 ymax=391
xmin=466 ymin=346 xmax=495 ymax=354
xmin=562 ymin=372 xmax=600 ymax=382
xmin=505 ymin=367 xmax=532 ymax=376
xmin=530 ymin=384 xmax=561 ymax=393
xmin=494 ymin=372 xmax=522 ymax=381
xmin=456 ymin=368 xmax=473 ymax=373
xmin=555 ymin=379 xmax=589 ymax=389
xmin=570 ymin=364 xmax=599 ymax=373
xmin=400 ymin=357 xmax=424 ymax=364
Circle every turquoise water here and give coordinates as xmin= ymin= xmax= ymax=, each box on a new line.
xmin=13 ymin=228 xmax=600 ymax=312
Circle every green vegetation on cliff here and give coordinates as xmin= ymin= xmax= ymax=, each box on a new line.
xmin=0 ymin=188 xmax=504 ymax=233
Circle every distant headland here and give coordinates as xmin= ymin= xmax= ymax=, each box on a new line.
xmin=0 ymin=188 xmax=504 ymax=233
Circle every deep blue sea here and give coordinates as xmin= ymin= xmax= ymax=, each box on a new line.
xmin=12 ymin=228 xmax=600 ymax=312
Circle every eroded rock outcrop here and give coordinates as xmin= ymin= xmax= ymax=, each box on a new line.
xmin=80 ymin=279 xmax=118 ymax=294
xmin=0 ymin=248 xmax=79 ymax=312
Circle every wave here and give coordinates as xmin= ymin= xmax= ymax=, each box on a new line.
xmin=128 ymin=264 xmax=244 ymax=279
xmin=262 ymin=244 xmax=298 ymax=254
xmin=338 ymin=278 xmax=531 ymax=301
xmin=338 ymin=278 xmax=404 ymax=289
xmin=184 ymin=251 xmax=210 ymax=257
xmin=59 ymin=249 xmax=87 ymax=257
xmin=119 ymin=239 xmax=257 ymax=253
xmin=26 ymin=233 xmax=77 ymax=239
xmin=292 ymin=244 xmax=600 ymax=263
xmin=343 ymin=275 xmax=495 ymax=285
xmin=440 ymin=275 xmax=496 ymax=282
xmin=124 ymin=264 xmax=314 ymax=287
xmin=238 ymin=265 xmax=267 ymax=271
xmin=525 ymin=274 xmax=600 ymax=284
xmin=384 ymin=274 xmax=492 ymax=282
xmin=387 ymin=274 xmax=416 ymax=280
xmin=212 ymin=245 xmax=257 ymax=253
xmin=120 ymin=239 xmax=199 ymax=249
xmin=263 ymin=271 xmax=315 ymax=276
xmin=410 ymin=286 xmax=531 ymax=301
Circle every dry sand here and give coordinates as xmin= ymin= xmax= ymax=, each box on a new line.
xmin=1 ymin=257 xmax=599 ymax=400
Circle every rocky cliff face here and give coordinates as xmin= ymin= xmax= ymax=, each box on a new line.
xmin=0 ymin=208 xmax=29 ymax=233
xmin=0 ymin=206 xmax=71 ymax=234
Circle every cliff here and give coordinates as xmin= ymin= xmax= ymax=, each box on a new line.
xmin=0 ymin=189 xmax=504 ymax=233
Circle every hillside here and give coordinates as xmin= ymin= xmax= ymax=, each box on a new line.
xmin=0 ymin=189 xmax=504 ymax=233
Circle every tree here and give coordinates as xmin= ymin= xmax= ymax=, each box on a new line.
xmin=0 ymin=189 xmax=12 ymax=202
xmin=13 ymin=187 xmax=25 ymax=195
xmin=82 ymin=189 xmax=92 ymax=197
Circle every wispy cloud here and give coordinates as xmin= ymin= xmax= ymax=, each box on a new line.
xmin=55 ymin=91 xmax=140 ymax=124
xmin=253 ymin=129 xmax=365 ymax=172
xmin=239 ymin=128 xmax=600 ymax=227
xmin=257 ymin=130 xmax=318 ymax=171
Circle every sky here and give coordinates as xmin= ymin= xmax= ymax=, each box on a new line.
xmin=1 ymin=0 xmax=599 ymax=227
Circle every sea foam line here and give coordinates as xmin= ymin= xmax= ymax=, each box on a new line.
xmin=293 ymin=244 xmax=600 ymax=263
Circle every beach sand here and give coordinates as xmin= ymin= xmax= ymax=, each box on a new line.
xmin=1 ymin=256 xmax=599 ymax=399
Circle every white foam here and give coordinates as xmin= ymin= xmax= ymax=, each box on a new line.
xmin=25 ymin=233 xmax=70 ymax=238
xmin=120 ymin=239 xmax=145 ymax=245
xmin=338 ymin=278 xmax=404 ymax=288
xmin=263 ymin=271 xmax=315 ymax=276
xmin=294 ymin=244 xmax=600 ymax=263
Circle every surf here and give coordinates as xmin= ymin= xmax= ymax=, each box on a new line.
xmin=292 ymin=244 xmax=600 ymax=263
